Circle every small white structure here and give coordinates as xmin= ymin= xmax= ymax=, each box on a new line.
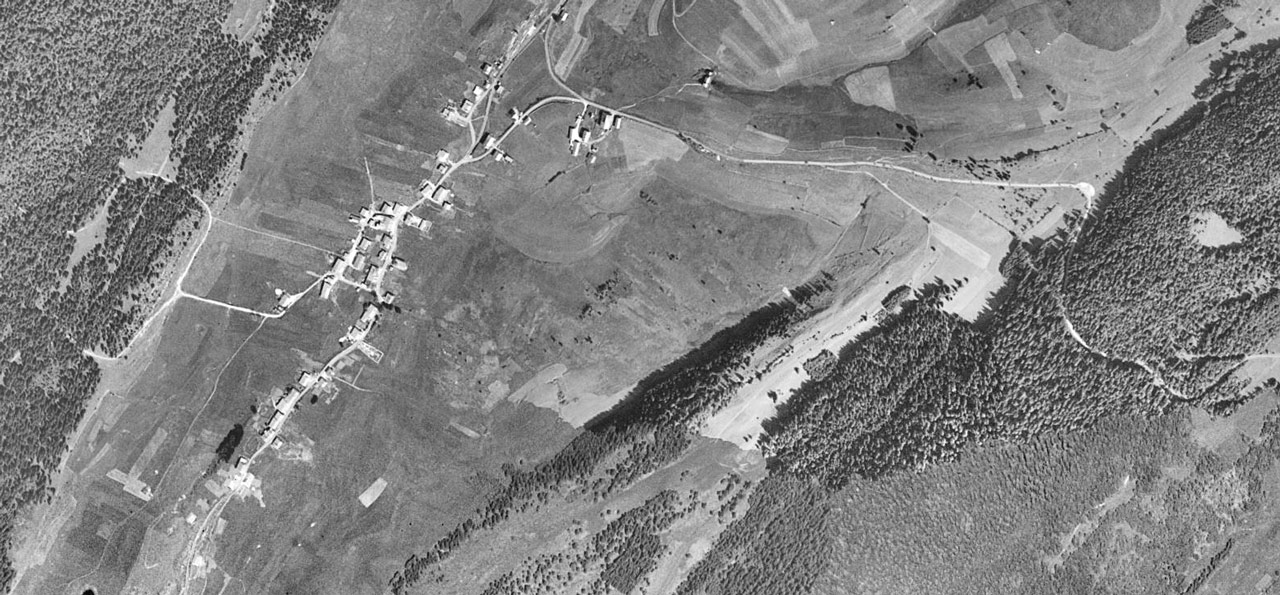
xmin=481 ymin=133 xmax=499 ymax=150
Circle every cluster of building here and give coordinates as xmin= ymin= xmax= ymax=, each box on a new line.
xmin=223 ymin=456 xmax=259 ymax=496
xmin=478 ymin=133 xmax=514 ymax=163
xmin=324 ymin=201 xmax=426 ymax=299
xmin=568 ymin=108 xmax=622 ymax=161
xmin=440 ymin=61 xmax=506 ymax=127
xmin=262 ymin=368 xmax=335 ymax=446
xmin=417 ymin=150 xmax=460 ymax=210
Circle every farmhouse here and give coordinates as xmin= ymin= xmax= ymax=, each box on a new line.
xmin=430 ymin=186 xmax=453 ymax=206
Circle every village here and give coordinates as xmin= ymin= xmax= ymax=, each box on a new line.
xmin=228 ymin=41 xmax=529 ymax=511
xmin=193 ymin=0 xmax=636 ymax=522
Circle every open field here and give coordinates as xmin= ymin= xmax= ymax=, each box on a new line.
xmin=118 ymin=97 xmax=178 ymax=182
xmin=674 ymin=0 xmax=961 ymax=90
